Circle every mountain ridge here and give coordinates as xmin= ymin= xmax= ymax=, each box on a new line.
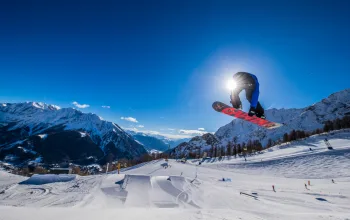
xmin=171 ymin=88 xmax=350 ymax=156
xmin=0 ymin=102 xmax=147 ymax=165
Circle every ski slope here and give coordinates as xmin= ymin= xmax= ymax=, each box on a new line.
xmin=197 ymin=131 xmax=350 ymax=179
xmin=1 ymin=132 xmax=350 ymax=220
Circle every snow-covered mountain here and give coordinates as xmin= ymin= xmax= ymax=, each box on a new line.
xmin=0 ymin=102 xmax=147 ymax=165
xmin=171 ymin=133 xmax=219 ymax=157
xmin=172 ymin=89 xmax=350 ymax=156
xmin=129 ymin=132 xmax=169 ymax=152
xmin=127 ymin=130 xmax=190 ymax=152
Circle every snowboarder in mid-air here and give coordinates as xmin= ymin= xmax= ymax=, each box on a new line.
xmin=212 ymin=72 xmax=282 ymax=129
xmin=229 ymin=72 xmax=265 ymax=119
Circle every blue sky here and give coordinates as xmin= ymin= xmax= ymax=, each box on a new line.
xmin=0 ymin=0 xmax=349 ymax=139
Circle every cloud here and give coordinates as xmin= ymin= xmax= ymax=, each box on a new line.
xmin=198 ymin=128 xmax=205 ymax=131
xmin=125 ymin=127 xmax=139 ymax=132
xmin=123 ymin=128 xmax=192 ymax=140
xmin=121 ymin=117 xmax=138 ymax=123
xmin=178 ymin=129 xmax=207 ymax=136
xmin=102 ymin=105 xmax=111 ymax=109
xmin=142 ymin=130 xmax=193 ymax=139
xmin=72 ymin=101 xmax=90 ymax=109
xmin=138 ymin=125 xmax=144 ymax=128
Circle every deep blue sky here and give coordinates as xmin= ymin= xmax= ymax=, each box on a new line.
xmin=0 ymin=0 xmax=349 ymax=138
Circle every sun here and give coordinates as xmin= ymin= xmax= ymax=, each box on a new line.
xmin=226 ymin=79 xmax=237 ymax=91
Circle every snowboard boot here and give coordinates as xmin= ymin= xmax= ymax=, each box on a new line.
xmin=258 ymin=113 xmax=266 ymax=120
xmin=255 ymin=103 xmax=265 ymax=119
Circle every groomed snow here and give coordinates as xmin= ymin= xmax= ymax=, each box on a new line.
xmin=1 ymin=133 xmax=350 ymax=220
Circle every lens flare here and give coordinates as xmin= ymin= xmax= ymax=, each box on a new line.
xmin=226 ymin=80 xmax=237 ymax=90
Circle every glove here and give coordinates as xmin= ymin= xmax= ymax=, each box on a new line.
xmin=230 ymin=100 xmax=242 ymax=109
xmin=248 ymin=106 xmax=256 ymax=117
xmin=230 ymin=95 xmax=242 ymax=109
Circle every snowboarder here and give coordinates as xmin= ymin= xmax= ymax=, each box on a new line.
xmin=229 ymin=72 xmax=265 ymax=119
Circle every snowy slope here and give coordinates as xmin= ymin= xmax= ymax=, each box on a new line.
xmin=0 ymin=102 xmax=147 ymax=163
xmin=0 ymin=133 xmax=350 ymax=219
xmin=198 ymin=130 xmax=350 ymax=179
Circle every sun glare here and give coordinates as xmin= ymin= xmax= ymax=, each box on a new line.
xmin=226 ymin=79 xmax=237 ymax=91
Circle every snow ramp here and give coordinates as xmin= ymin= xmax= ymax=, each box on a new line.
xmin=111 ymin=174 xmax=201 ymax=208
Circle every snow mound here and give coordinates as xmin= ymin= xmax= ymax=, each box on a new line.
xmin=20 ymin=174 xmax=76 ymax=185
xmin=101 ymin=174 xmax=200 ymax=208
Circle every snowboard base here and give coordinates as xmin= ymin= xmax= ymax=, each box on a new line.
xmin=212 ymin=101 xmax=282 ymax=129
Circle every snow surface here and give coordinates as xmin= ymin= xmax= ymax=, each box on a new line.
xmin=1 ymin=134 xmax=350 ymax=219
xmin=38 ymin=134 xmax=48 ymax=139
xmin=17 ymin=146 xmax=37 ymax=154
xmin=79 ymin=132 xmax=87 ymax=137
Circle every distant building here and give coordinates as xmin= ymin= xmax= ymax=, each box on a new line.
xmin=49 ymin=168 xmax=72 ymax=174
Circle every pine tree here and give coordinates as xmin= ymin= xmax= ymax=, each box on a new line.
xmin=209 ymin=146 xmax=214 ymax=157
xmin=289 ymin=130 xmax=297 ymax=141
xmin=227 ymin=142 xmax=232 ymax=156
xmin=342 ymin=116 xmax=350 ymax=128
xmin=242 ymin=142 xmax=246 ymax=152
xmin=283 ymin=133 xmax=288 ymax=143
xmin=333 ymin=118 xmax=342 ymax=130
xmin=237 ymin=144 xmax=242 ymax=154
xmin=221 ymin=147 xmax=225 ymax=157
xmin=233 ymin=145 xmax=237 ymax=157
xmin=266 ymin=138 xmax=273 ymax=148
xmin=197 ymin=147 xmax=201 ymax=159
xmin=255 ymin=140 xmax=263 ymax=151
xmin=247 ymin=140 xmax=252 ymax=153
xmin=315 ymin=128 xmax=322 ymax=134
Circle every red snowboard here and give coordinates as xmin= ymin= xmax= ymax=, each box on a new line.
xmin=212 ymin=101 xmax=282 ymax=129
